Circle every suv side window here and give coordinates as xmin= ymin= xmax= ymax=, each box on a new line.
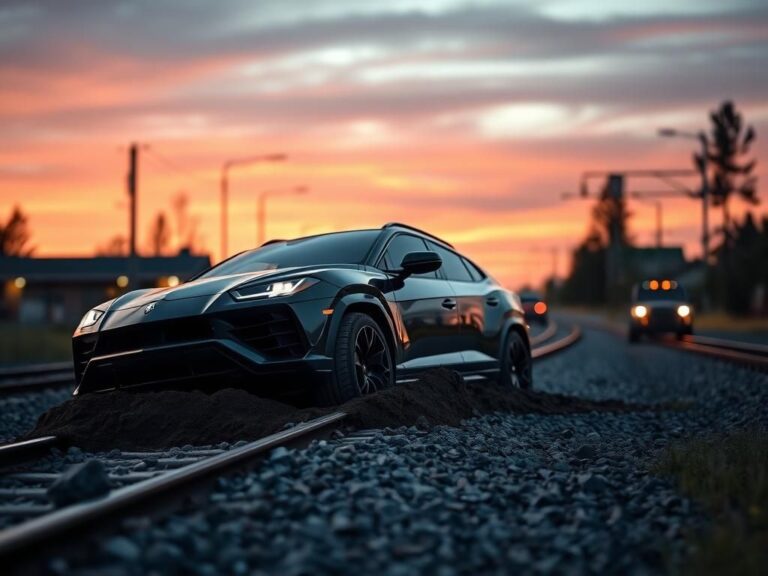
xmin=462 ymin=258 xmax=485 ymax=282
xmin=378 ymin=234 xmax=437 ymax=278
xmin=426 ymin=241 xmax=474 ymax=282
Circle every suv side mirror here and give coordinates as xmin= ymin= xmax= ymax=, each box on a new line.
xmin=400 ymin=251 xmax=442 ymax=276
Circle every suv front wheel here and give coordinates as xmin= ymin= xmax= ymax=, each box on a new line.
xmin=319 ymin=312 xmax=394 ymax=405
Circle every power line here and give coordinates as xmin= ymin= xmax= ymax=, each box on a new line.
xmin=143 ymin=147 xmax=211 ymax=191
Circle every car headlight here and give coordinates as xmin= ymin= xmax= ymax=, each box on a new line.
xmin=632 ymin=305 xmax=647 ymax=318
xmin=677 ymin=305 xmax=691 ymax=318
xmin=231 ymin=277 xmax=317 ymax=301
xmin=78 ymin=308 xmax=104 ymax=329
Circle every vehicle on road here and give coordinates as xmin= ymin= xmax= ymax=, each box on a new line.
xmin=72 ymin=223 xmax=532 ymax=404
xmin=520 ymin=292 xmax=549 ymax=324
xmin=628 ymin=279 xmax=693 ymax=342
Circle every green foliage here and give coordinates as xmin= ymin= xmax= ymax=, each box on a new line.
xmin=654 ymin=430 xmax=768 ymax=576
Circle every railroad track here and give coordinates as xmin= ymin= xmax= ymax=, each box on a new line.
xmin=664 ymin=333 xmax=768 ymax=370
xmin=0 ymin=362 xmax=73 ymax=395
xmin=569 ymin=313 xmax=767 ymax=370
xmin=529 ymin=321 xmax=558 ymax=347
xmin=0 ymin=326 xmax=581 ymax=564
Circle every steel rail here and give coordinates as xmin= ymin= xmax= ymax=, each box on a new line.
xmin=0 ymin=437 xmax=60 ymax=467
xmin=531 ymin=325 xmax=581 ymax=359
xmin=0 ymin=362 xmax=73 ymax=394
xmin=571 ymin=314 xmax=767 ymax=370
xmin=680 ymin=334 xmax=768 ymax=357
xmin=662 ymin=338 xmax=768 ymax=370
xmin=529 ymin=321 xmax=558 ymax=347
xmin=0 ymin=412 xmax=346 ymax=558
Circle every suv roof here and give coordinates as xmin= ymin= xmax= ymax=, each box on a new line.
xmin=382 ymin=222 xmax=454 ymax=248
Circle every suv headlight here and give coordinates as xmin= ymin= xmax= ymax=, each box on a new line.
xmin=631 ymin=305 xmax=647 ymax=318
xmin=78 ymin=308 xmax=104 ymax=329
xmin=677 ymin=305 xmax=691 ymax=317
xmin=231 ymin=277 xmax=317 ymax=301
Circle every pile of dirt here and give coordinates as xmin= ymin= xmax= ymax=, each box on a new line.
xmin=27 ymin=369 xmax=645 ymax=451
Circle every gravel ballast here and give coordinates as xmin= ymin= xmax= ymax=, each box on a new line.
xmin=10 ymin=326 xmax=768 ymax=574
xmin=0 ymin=388 xmax=71 ymax=443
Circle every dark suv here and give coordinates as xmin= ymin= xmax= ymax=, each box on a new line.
xmin=628 ymin=279 xmax=693 ymax=342
xmin=73 ymin=223 xmax=531 ymax=404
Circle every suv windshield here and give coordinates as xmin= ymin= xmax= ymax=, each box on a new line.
xmin=198 ymin=230 xmax=379 ymax=279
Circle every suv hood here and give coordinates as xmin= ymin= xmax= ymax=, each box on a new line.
xmin=111 ymin=268 xmax=297 ymax=311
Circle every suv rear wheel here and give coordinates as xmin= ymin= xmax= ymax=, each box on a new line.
xmin=499 ymin=330 xmax=532 ymax=390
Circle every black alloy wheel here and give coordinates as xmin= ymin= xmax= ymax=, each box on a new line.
xmin=320 ymin=312 xmax=394 ymax=405
xmin=354 ymin=324 xmax=392 ymax=395
xmin=501 ymin=330 xmax=532 ymax=390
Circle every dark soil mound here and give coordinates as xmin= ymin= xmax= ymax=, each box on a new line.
xmin=28 ymin=369 xmax=645 ymax=451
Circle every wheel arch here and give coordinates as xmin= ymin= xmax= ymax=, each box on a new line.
xmin=321 ymin=290 xmax=400 ymax=363
xmin=498 ymin=317 xmax=531 ymax=360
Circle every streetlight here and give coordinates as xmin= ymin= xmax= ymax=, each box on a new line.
xmin=657 ymin=128 xmax=710 ymax=261
xmin=220 ymin=153 xmax=286 ymax=261
xmin=256 ymin=186 xmax=309 ymax=246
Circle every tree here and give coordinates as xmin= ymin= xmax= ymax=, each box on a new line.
xmin=560 ymin=179 xmax=634 ymax=305
xmin=591 ymin=192 xmax=633 ymax=248
xmin=560 ymin=231 xmax=606 ymax=305
xmin=0 ymin=205 xmax=34 ymax=257
xmin=706 ymin=101 xmax=759 ymax=235
xmin=148 ymin=212 xmax=170 ymax=256
xmin=709 ymin=212 xmax=768 ymax=315
xmin=96 ymin=235 xmax=128 ymax=256
xmin=171 ymin=191 xmax=201 ymax=253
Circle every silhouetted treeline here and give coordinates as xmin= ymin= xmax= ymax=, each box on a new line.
xmin=709 ymin=213 xmax=768 ymax=315
xmin=0 ymin=206 xmax=34 ymax=257
xmin=558 ymin=190 xmax=632 ymax=306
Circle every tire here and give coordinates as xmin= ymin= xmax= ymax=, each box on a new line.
xmin=499 ymin=330 xmax=533 ymax=390
xmin=628 ymin=329 xmax=639 ymax=343
xmin=318 ymin=312 xmax=394 ymax=405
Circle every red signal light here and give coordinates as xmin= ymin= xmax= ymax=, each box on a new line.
xmin=534 ymin=302 xmax=547 ymax=315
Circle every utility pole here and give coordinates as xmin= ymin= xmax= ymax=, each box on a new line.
xmin=127 ymin=143 xmax=139 ymax=257
xmin=657 ymin=128 xmax=711 ymax=262
xmin=698 ymin=132 xmax=710 ymax=262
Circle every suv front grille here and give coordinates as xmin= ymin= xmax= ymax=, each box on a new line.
xmin=223 ymin=308 xmax=307 ymax=360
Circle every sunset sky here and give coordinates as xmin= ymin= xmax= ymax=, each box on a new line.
xmin=1 ymin=0 xmax=766 ymax=288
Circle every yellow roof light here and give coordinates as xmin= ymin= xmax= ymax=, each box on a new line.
xmin=661 ymin=280 xmax=671 ymax=290
xmin=649 ymin=280 xmax=659 ymax=290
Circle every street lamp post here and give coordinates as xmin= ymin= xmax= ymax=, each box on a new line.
xmin=220 ymin=153 xmax=286 ymax=261
xmin=256 ymin=186 xmax=309 ymax=246
xmin=658 ymin=128 xmax=710 ymax=262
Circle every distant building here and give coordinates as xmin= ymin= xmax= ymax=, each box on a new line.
xmin=0 ymin=250 xmax=211 ymax=327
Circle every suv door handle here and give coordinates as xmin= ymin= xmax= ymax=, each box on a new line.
xmin=441 ymin=298 xmax=457 ymax=310
xmin=486 ymin=297 xmax=499 ymax=306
